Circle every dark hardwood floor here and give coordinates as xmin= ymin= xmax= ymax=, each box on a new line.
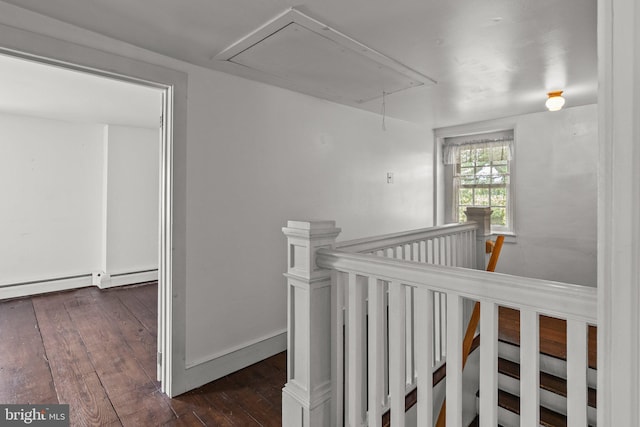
xmin=0 ymin=283 xmax=286 ymax=426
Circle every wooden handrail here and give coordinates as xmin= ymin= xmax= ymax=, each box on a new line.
xmin=435 ymin=235 xmax=505 ymax=427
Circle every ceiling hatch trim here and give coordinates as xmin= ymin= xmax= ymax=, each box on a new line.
xmin=213 ymin=8 xmax=436 ymax=105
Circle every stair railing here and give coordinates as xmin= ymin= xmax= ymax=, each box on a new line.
xmin=435 ymin=234 xmax=505 ymax=427
xmin=281 ymin=210 xmax=597 ymax=427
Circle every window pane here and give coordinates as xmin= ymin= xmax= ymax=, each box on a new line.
xmin=491 ymin=187 xmax=506 ymax=206
xmin=460 ymin=149 xmax=473 ymax=166
xmin=492 ymin=173 xmax=506 ymax=184
xmin=458 ymin=207 xmax=467 ymax=223
xmin=475 ymin=188 xmax=489 ymax=206
xmin=491 ymin=207 xmax=506 ymax=226
xmin=491 ymin=146 xmax=509 ymax=162
xmin=459 ymin=188 xmax=473 ymax=205
xmin=476 ymin=149 xmax=490 ymax=165
xmin=450 ymin=139 xmax=512 ymax=231
xmin=460 ymin=166 xmax=475 ymax=185
xmin=460 ymin=166 xmax=474 ymax=176
xmin=494 ymin=165 xmax=508 ymax=174
xmin=476 ymin=166 xmax=493 ymax=184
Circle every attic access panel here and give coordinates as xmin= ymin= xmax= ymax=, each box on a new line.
xmin=214 ymin=9 xmax=435 ymax=105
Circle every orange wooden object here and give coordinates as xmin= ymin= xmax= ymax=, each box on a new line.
xmin=435 ymin=236 xmax=505 ymax=427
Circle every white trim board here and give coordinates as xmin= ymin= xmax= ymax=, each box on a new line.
xmin=180 ymin=331 xmax=287 ymax=395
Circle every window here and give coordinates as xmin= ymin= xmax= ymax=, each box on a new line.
xmin=443 ymin=130 xmax=514 ymax=233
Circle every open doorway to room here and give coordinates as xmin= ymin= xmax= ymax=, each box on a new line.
xmin=0 ymin=52 xmax=175 ymax=423
xmin=0 ymin=53 xmax=163 ymax=296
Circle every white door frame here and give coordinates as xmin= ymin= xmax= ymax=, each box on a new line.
xmin=597 ymin=0 xmax=640 ymax=425
xmin=0 ymin=25 xmax=188 ymax=397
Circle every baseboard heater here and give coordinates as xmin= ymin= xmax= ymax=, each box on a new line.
xmin=0 ymin=273 xmax=92 ymax=289
xmin=0 ymin=269 xmax=158 ymax=299
xmin=0 ymin=273 xmax=93 ymax=300
xmin=93 ymin=269 xmax=158 ymax=289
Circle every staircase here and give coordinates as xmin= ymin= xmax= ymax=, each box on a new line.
xmin=467 ymin=307 xmax=598 ymax=426
xmin=282 ymin=216 xmax=598 ymax=427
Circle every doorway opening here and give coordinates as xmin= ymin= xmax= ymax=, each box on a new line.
xmin=0 ymin=50 xmax=174 ymax=396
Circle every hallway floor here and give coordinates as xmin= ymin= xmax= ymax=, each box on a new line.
xmin=0 ymin=283 xmax=285 ymax=426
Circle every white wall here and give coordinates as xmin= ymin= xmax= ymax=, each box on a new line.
xmin=105 ymin=125 xmax=159 ymax=274
xmin=0 ymin=112 xmax=160 ymax=291
xmin=503 ymin=104 xmax=598 ymax=286
xmin=0 ymin=113 xmax=103 ymax=285
xmin=438 ymin=104 xmax=598 ymax=287
xmin=185 ymin=68 xmax=432 ymax=364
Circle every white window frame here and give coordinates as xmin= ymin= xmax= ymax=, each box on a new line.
xmin=437 ymin=127 xmax=516 ymax=236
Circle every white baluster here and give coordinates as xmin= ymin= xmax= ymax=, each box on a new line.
xmin=389 ymin=281 xmax=406 ymax=427
xmin=446 ymin=293 xmax=463 ymax=427
xmin=347 ymin=272 xmax=364 ymax=427
xmin=433 ymin=238 xmax=438 ymax=264
xmin=434 ymin=291 xmax=442 ymax=362
xmin=520 ymin=309 xmax=540 ymax=427
xmin=440 ymin=293 xmax=447 ymax=361
xmin=567 ymin=319 xmax=588 ymax=426
xmin=415 ymin=288 xmax=434 ymax=426
xmin=450 ymin=235 xmax=457 ymax=266
xmin=367 ymin=276 xmax=384 ymax=427
xmin=406 ymin=287 xmax=415 ymax=386
xmin=479 ymin=301 xmax=498 ymax=426
xmin=464 ymin=231 xmax=471 ymax=267
xmin=332 ymin=271 xmax=346 ymax=426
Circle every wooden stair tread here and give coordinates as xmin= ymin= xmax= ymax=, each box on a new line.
xmin=468 ymin=414 xmax=504 ymax=427
xmin=474 ymin=389 xmax=594 ymax=427
xmin=498 ymin=357 xmax=597 ymax=408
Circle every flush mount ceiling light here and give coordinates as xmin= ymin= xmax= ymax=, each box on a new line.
xmin=213 ymin=8 xmax=436 ymax=106
xmin=545 ymin=91 xmax=565 ymax=111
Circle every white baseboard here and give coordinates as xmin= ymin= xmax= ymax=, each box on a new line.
xmin=174 ymin=330 xmax=287 ymax=396
xmin=0 ymin=275 xmax=92 ymax=300
xmin=97 ymin=269 xmax=158 ymax=289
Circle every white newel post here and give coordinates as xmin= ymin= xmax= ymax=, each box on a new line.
xmin=282 ymin=220 xmax=341 ymax=427
xmin=465 ymin=207 xmax=492 ymax=270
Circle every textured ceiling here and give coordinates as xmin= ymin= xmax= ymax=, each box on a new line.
xmin=0 ymin=0 xmax=597 ymax=126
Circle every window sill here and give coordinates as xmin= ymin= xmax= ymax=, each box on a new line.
xmin=490 ymin=231 xmax=517 ymax=244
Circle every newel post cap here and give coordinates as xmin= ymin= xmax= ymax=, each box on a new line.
xmin=282 ymin=220 xmax=341 ymax=280
xmin=282 ymin=220 xmax=341 ymax=239
xmin=465 ymin=207 xmax=492 ymax=236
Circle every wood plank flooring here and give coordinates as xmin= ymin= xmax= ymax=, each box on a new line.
xmin=0 ymin=283 xmax=286 ymax=426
